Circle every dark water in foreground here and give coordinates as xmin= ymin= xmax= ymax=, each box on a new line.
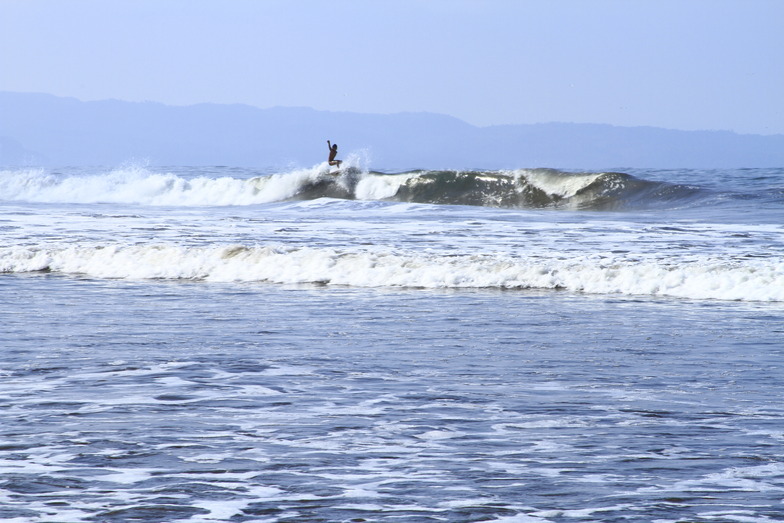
xmin=2 ymin=276 xmax=783 ymax=522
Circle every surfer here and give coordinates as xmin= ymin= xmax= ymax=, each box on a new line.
xmin=327 ymin=140 xmax=342 ymax=168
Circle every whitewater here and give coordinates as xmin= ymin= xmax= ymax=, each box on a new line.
xmin=1 ymin=164 xmax=782 ymax=301
xmin=1 ymin=163 xmax=783 ymax=522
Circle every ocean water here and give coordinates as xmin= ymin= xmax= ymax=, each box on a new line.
xmin=1 ymin=163 xmax=783 ymax=522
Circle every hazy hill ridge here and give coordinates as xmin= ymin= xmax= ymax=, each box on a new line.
xmin=2 ymin=92 xmax=782 ymax=169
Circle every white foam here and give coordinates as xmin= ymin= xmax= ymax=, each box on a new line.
xmin=99 ymin=468 xmax=157 ymax=484
xmin=340 ymin=488 xmax=382 ymax=498
xmin=0 ymin=165 xmax=330 ymax=206
xmin=2 ymin=243 xmax=783 ymax=302
xmin=481 ymin=514 xmax=553 ymax=522
xmin=560 ymin=504 xmax=635 ymax=519
xmin=416 ymin=430 xmax=464 ymax=440
xmin=355 ymin=173 xmax=413 ymax=200
xmin=518 ymin=169 xmax=604 ymax=198
xmin=188 ymin=485 xmax=283 ymax=521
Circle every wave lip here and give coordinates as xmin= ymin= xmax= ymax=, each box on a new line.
xmin=3 ymin=244 xmax=782 ymax=302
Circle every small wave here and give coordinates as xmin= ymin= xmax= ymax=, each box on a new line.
xmin=3 ymin=244 xmax=782 ymax=302
xmin=0 ymin=165 xmax=734 ymax=211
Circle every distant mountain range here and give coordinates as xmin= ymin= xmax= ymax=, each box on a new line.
xmin=2 ymin=91 xmax=783 ymax=169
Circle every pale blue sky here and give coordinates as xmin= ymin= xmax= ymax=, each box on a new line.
xmin=2 ymin=0 xmax=782 ymax=134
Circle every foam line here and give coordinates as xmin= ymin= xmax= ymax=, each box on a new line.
xmin=2 ymin=244 xmax=782 ymax=301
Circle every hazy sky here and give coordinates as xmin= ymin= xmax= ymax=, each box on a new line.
xmin=2 ymin=0 xmax=783 ymax=134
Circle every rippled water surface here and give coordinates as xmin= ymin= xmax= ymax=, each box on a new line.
xmin=2 ymin=276 xmax=783 ymax=522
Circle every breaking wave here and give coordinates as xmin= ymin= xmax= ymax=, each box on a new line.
xmin=0 ymin=165 xmax=718 ymax=211
xmin=2 ymin=243 xmax=783 ymax=302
